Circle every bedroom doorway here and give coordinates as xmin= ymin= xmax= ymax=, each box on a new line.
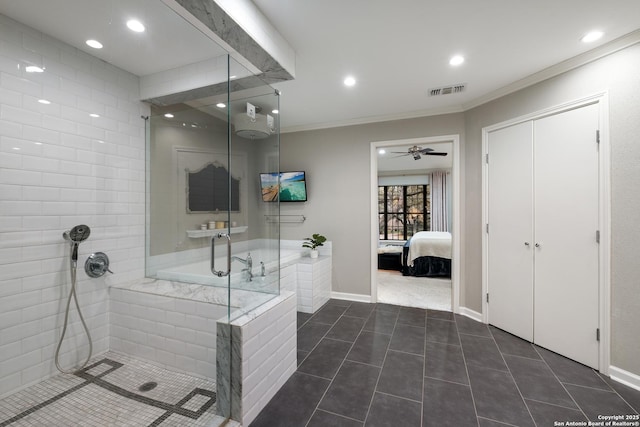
xmin=370 ymin=135 xmax=461 ymax=313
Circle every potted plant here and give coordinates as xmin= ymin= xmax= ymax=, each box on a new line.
xmin=302 ymin=233 xmax=327 ymax=259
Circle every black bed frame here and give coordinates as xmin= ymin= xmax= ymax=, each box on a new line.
xmin=402 ymin=241 xmax=451 ymax=278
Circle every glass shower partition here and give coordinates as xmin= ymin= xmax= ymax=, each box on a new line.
xmin=145 ymin=54 xmax=280 ymax=422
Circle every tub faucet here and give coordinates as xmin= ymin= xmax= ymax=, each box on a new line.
xmin=232 ymin=253 xmax=253 ymax=281
xmin=260 ymin=261 xmax=265 ymax=277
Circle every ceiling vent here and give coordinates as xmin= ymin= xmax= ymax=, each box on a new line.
xmin=428 ymin=83 xmax=466 ymax=97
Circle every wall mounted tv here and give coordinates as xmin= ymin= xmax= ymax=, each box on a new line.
xmin=260 ymin=171 xmax=308 ymax=202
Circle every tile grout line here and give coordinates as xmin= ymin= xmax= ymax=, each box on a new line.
xmin=374 ymin=390 xmax=423 ymax=405
xmin=423 ymin=375 xmax=470 ymax=388
xmin=489 ymin=327 xmax=539 ymax=426
xmin=312 ymin=408 xmax=365 ymax=424
xmin=297 ymin=305 xmax=347 ymax=365
xmin=302 ymin=302 xmax=365 ymax=427
xmin=452 ymin=314 xmax=482 ymax=427
xmin=532 ymin=344 xmax=591 ymax=421
xmin=477 ymin=415 xmax=521 ymax=427
xmin=361 ymin=305 xmax=400 ymax=426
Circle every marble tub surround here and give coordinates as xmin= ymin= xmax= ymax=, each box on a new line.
xmin=217 ymin=291 xmax=297 ymax=425
xmin=111 ymin=278 xmax=275 ymax=317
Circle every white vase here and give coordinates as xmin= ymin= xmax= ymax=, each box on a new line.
xmin=310 ymin=249 xmax=319 ymax=259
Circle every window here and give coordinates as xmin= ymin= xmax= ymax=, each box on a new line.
xmin=378 ymin=184 xmax=430 ymax=240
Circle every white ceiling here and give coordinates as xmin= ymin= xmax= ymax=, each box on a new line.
xmin=1 ymin=0 xmax=639 ymax=133
xmin=252 ymin=0 xmax=640 ymax=131
xmin=0 ymin=0 xmax=228 ymax=76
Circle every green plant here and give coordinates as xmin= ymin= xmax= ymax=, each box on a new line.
xmin=302 ymin=233 xmax=327 ymax=250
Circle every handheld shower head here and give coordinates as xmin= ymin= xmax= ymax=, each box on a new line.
xmin=64 ymin=225 xmax=91 ymax=243
xmin=63 ymin=225 xmax=91 ymax=263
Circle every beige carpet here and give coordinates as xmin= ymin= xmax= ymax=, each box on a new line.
xmin=376 ymin=270 xmax=452 ymax=311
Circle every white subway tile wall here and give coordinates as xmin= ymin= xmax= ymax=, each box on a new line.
xmin=0 ymin=15 xmax=148 ymax=398
xmin=109 ymin=288 xmax=228 ymax=379
xmin=296 ymin=257 xmax=332 ymax=313
xmin=238 ymin=292 xmax=297 ymax=426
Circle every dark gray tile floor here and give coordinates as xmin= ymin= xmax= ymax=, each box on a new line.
xmin=250 ymin=300 xmax=640 ymax=427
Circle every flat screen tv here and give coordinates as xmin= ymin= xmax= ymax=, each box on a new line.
xmin=260 ymin=171 xmax=307 ymax=202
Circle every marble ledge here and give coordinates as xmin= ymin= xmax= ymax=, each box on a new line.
xmin=109 ymin=278 xmax=276 ymax=314
xmin=221 ymin=291 xmax=295 ymax=328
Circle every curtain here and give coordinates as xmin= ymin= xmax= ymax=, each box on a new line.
xmin=430 ymin=171 xmax=449 ymax=231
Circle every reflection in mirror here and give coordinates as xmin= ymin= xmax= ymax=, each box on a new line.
xmin=187 ymin=163 xmax=240 ymax=212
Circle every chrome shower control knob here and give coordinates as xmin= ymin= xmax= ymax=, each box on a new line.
xmin=85 ymin=252 xmax=113 ymax=278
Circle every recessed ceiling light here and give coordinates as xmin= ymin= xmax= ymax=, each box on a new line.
xmin=89 ymin=113 xmax=100 ymax=118
xmin=271 ymin=109 xmax=279 ymax=114
xmin=378 ymin=149 xmax=386 ymax=155
xmin=25 ymin=66 xmax=44 ymax=73
xmin=344 ymin=76 xmax=356 ymax=87
xmin=34 ymin=142 xmax=43 ymax=145
xmin=449 ymin=55 xmax=465 ymax=66
xmin=38 ymin=99 xmax=51 ymax=104
xmin=97 ymin=140 xmax=105 ymax=144
xmin=12 ymin=147 xmax=20 ymax=150
xmin=86 ymin=39 xmax=103 ymax=49
xmin=126 ymin=19 xmax=145 ymax=33
xmin=216 ymin=103 xmax=226 ymax=108
xmin=581 ymin=31 xmax=604 ymax=43
xmin=164 ymin=113 xmax=174 ymax=118
xmin=229 ymin=75 xmax=237 ymax=79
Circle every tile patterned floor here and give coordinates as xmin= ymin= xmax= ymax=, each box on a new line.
xmin=0 ymin=352 xmax=226 ymax=427
xmin=250 ymin=299 xmax=640 ymax=427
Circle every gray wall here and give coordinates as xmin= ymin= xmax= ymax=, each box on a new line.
xmin=464 ymin=44 xmax=640 ymax=375
xmin=281 ymin=43 xmax=640 ymax=376
xmin=279 ymin=113 xmax=466 ymax=296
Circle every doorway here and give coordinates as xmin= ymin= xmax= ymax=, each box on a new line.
xmin=370 ymin=135 xmax=461 ymax=313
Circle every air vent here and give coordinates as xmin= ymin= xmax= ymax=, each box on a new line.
xmin=428 ymin=83 xmax=466 ymax=97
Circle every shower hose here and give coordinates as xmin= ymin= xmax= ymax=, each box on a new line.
xmin=54 ymin=246 xmax=93 ymax=374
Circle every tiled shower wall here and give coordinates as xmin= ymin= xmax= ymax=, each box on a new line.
xmin=0 ymin=15 xmax=148 ymax=397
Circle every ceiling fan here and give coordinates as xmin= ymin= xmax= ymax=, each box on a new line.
xmin=391 ymin=145 xmax=448 ymax=160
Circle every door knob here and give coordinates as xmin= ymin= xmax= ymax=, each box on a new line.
xmin=524 ymin=242 xmax=530 ymax=246
xmin=535 ymin=243 xmax=541 ymax=248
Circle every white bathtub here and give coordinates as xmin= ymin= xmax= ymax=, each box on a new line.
xmin=155 ymin=248 xmax=302 ymax=291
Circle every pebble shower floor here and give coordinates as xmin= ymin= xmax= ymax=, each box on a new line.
xmin=0 ymin=352 xmax=224 ymax=427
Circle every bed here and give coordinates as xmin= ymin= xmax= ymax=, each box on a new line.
xmin=402 ymin=231 xmax=452 ymax=277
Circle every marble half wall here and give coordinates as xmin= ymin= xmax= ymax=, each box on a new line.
xmin=216 ymin=291 xmax=297 ymax=425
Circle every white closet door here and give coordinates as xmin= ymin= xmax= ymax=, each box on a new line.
xmin=487 ymin=122 xmax=534 ymax=341
xmin=533 ymin=103 xmax=600 ymax=368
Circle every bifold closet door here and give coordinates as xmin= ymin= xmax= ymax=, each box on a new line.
xmin=487 ymin=121 xmax=534 ymax=341
xmin=533 ymin=103 xmax=600 ymax=368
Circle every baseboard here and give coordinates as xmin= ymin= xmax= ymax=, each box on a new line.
xmin=609 ymin=365 xmax=640 ymax=392
xmin=458 ymin=306 xmax=483 ymax=323
xmin=331 ymin=292 xmax=372 ymax=303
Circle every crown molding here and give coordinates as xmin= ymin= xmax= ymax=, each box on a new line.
xmin=461 ymin=29 xmax=640 ymax=110
xmin=282 ymin=29 xmax=640 ymax=134
xmin=281 ymin=105 xmax=464 ymax=134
